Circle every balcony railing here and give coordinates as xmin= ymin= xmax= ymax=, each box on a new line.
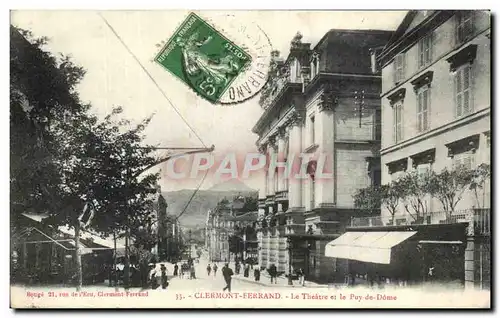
xmin=350 ymin=209 xmax=490 ymax=236
xmin=260 ymin=73 xmax=302 ymax=109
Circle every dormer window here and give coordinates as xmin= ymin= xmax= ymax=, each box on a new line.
xmin=456 ymin=11 xmax=474 ymax=44
xmin=310 ymin=52 xmax=320 ymax=79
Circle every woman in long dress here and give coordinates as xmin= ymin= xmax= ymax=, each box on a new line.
xmin=177 ymin=33 xmax=240 ymax=85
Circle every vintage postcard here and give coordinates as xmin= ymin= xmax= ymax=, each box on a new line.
xmin=10 ymin=10 xmax=491 ymax=309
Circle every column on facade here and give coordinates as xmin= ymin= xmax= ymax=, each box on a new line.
xmin=276 ymin=128 xmax=288 ymax=212
xmin=257 ymin=144 xmax=267 ymax=266
xmin=288 ymin=112 xmax=304 ymax=210
xmin=267 ymin=137 xmax=277 ymax=197
xmin=317 ymin=100 xmax=335 ymax=205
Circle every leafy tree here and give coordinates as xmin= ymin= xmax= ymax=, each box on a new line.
xmin=469 ymin=163 xmax=491 ymax=209
xmin=427 ymin=165 xmax=474 ymax=217
xmin=380 ymin=182 xmax=403 ymax=225
xmin=353 ymin=185 xmax=382 ymax=212
xmin=11 ymin=26 xmax=160 ymax=290
xmin=399 ymin=170 xmax=432 ymax=221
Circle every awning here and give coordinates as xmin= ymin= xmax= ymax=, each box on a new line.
xmin=325 ymin=231 xmax=417 ymax=264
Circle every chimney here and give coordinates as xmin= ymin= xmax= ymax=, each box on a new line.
xmin=369 ymin=47 xmax=385 ymax=74
xmin=370 ymin=48 xmax=378 ymax=74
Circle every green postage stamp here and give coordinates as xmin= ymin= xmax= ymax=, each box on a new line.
xmin=154 ymin=12 xmax=253 ymax=104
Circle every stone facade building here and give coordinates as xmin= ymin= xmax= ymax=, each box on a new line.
xmin=205 ymin=202 xmax=233 ymax=263
xmin=375 ymin=10 xmax=491 ymax=289
xmin=253 ymin=30 xmax=392 ymax=283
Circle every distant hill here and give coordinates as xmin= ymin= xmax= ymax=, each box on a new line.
xmin=163 ymin=180 xmax=257 ymax=230
xmin=208 ymin=179 xmax=256 ymax=192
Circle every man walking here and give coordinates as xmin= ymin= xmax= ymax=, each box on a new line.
xmin=222 ymin=263 xmax=234 ymax=292
xmin=207 ymin=264 xmax=212 ymax=276
xmin=297 ymin=268 xmax=305 ymax=286
xmin=213 ymin=263 xmax=218 ymax=277
xmin=268 ymin=263 xmax=277 ymax=284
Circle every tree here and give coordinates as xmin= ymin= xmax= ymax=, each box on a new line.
xmin=399 ymin=170 xmax=432 ymax=221
xmin=380 ymin=182 xmax=403 ymax=225
xmin=353 ymin=185 xmax=382 ymax=212
xmin=241 ymin=196 xmax=258 ymax=212
xmin=469 ymin=163 xmax=491 ymax=209
xmin=11 ymin=26 xmax=160 ymax=290
xmin=427 ymin=165 xmax=474 ymax=217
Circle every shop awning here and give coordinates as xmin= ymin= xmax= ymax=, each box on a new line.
xmin=325 ymin=231 xmax=417 ymax=264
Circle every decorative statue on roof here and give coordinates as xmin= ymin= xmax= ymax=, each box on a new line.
xmin=290 ymin=32 xmax=303 ymax=49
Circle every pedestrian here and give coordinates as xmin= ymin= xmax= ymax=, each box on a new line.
xmin=213 ymin=263 xmax=218 ymax=277
xmin=149 ymin=264 xmax=159 ymax=289
xmin=268 ymin=263 xmax=277 ymax=284
xmin=244 ymin=263 xmax=249 ymax=278
xmin=179 ymin=264 xmax=184 ymax=279
xmin=190 ymin=265 xmax=196 ymax=279
xmin=173 ymin=263 xmax=179 ymax=277
xmin=235 ymin=262 xmax=241 ymax=275
xmin=297 ymin=268 xmax=305 ymax=286
xmin=222 ymin=263 xmax=234 ymax=292
xmin=160 ymin=264 xmax=168 ymax=289
xmin=207 ymin=264 xmax=212 ymax=276
xmin=254 ymin=266 xmax=260 ymax=282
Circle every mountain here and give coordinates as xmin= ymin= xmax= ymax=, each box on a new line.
xmin=162 ymin=180 xmax=257 ymax=230
xmin=208 ymin=179 xmax=256 ymax=192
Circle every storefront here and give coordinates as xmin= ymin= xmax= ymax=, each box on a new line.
xmin=12 ymin=214 xmax=125 ymax=286
xmin=325 ymin=223 xmax=467 ymax=288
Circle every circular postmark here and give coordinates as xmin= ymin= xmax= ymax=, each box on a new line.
xmin=153 ymin=12 xmax=273 ymax=105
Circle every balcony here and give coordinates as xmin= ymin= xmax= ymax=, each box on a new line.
xmin=260 ymin=73 xmax=302 ymax=110
xmin=349 ymin=209 xmax=490 ymax=236
xmin=275 ymin=190 xmax=289 ymax=202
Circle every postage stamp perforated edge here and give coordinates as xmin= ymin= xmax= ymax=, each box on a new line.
xmin=153 ymin=11 xmax=255 ymax=104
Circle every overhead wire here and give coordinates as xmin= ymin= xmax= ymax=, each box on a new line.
xmin=98 ymin=13 xmax=211 ymax=225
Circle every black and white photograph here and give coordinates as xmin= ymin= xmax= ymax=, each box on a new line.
xmin=9 ymin=9 xmax=491 ymax=309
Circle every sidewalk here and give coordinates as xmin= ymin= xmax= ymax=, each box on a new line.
xmin=232 ymin=271 xmax=329 ymax=288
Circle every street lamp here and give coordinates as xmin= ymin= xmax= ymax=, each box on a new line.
xmin=287 ymin=236 xmax=293 ymax=286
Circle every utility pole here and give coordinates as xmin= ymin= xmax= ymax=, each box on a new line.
xmin=124 ymin=146 xmax=131 ymax=290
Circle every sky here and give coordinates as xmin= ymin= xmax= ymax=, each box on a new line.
xmin=10 ymin=10 xmax=407 ymax=191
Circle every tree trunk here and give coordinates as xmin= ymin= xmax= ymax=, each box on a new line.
xmin=124 ymin=229 xmax=130 ymax=290
xmin=74 ymin=222 xmax=83 ymax=291
xmin=113 ymin=231 xmax=118 ymax=291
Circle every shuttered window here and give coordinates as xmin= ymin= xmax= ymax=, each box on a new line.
xmin=416 ymin=86 xmax=430 ymax=132
xmin=394 ymin=53 xmax=405 ymax=84
xmin=455 ymin=64 xmax=473 ymax=117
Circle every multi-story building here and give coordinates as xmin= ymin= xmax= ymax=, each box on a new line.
xmin=253 ymin=30 xmax=392 ymax=283
xmin=329 ymin=10 xmax=490 ymax=290
xmin=205 ymin=201 xmax=233 ymax=263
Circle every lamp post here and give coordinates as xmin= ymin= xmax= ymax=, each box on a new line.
xmin=287 ymin=236 xmax=293 ymax=286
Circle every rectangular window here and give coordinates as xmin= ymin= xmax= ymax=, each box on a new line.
xmin=418 ymin=35 xmax=433 ymax=68
xmin=391 ymin=170 xmax=405 ymax=182
xmin=310 ymin=115 xmax=316 ymax=145
xmin=394 ymin=53 xmax=405 ymax=84
xmin=416 ymin=86 xmax=430 ymax=132
xmin=416 ymin=163 xmax=431 ymax=176
xmin=393 ymin=101 xmax=403 ymax=143
xmin=456 ymin=11 xmax=474 ymax=43
xmin=455 ymin=65 xmax=473 ymax=117
xmin=453 ymin=151 xmax=475 ymax=170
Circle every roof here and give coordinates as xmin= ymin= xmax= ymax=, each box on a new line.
xmin=21 ymin=213 xmax=125 ymax=249
xmin=229 ymin=211 xmax=258 ymax=222
xmin=312 ymin=29 xmax=394 ymax=51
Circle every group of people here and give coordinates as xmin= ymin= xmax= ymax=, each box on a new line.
xmin=148 ymin=263 xmax=169 ymax=290
xmin=206 ymin=263 xmax=219 ymax=277
xmin=173 ymin=262 xmax=197 ymax=279
xmin=265 ymin=263 xmax=305 ymax=286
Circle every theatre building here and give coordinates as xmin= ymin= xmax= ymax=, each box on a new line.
xmin=253 ymin=30 xmax=391 ymax=283
xmin=326 ymin=11 xmax=491 ymax=289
